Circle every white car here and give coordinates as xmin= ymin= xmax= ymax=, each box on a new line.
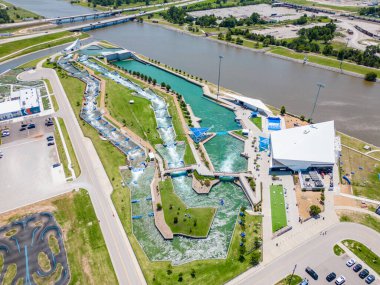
xmin=346 ymin=258 xmax=356 ymax=267
xmin=335 ymin=275 xmax=346 ymax=285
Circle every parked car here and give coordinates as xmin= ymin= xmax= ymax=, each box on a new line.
xmin=45 ymin=121 xmax=54 ymax=126
xmin=335 ymin=275 xmax=346 ymax=285
xmin=46 ymin=136 xmax=54 ymax=141
xmin=353 ymin=263 xmax=362 ymax=272
xmin=27 ymin=124 xmax=35 ymax=129
xmin=19 ymin=127 xmax=26 ymax=131
xmin=52 ymin=163 xmax=61 ymax=168
xmin=359 ymin=269 xmax=369 ymax=279
xmin=1 ymin=130 xmax=10 ymax=137
xmin=305 ymin=267 xmax=318 ymax=280
xmin=326 ymin=272 xmax=336 ymax=282
xmin=21 ymin=123 xmax=27 ymax=128
xmin=365 ymin=275 xmax=375 ymax=284
xmin=346 ymin=258 xmax=356 ymax=267
xmin=47 ymin=142 xmax=55 ymax=146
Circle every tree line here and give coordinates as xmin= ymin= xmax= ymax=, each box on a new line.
xmin=0 ymin=10 xmax=11 ymax=24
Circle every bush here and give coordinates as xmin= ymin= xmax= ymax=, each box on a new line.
xmin=310 ymin=205 xmax=321 ymax=216
xmin=156 ymin=203 xmax=162 ymax=211
xmin=174 ymin=216 xmax=178 ymax=224
xmin=365 ymin=72 xmax=377 ymax=82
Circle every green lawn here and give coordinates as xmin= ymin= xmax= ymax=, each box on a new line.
xmin=232 ymin=130 xmax=247 ymax=140
xmin=17 ymin=56 xmax=48 ymax=69
xmin=339 ymin=211 xmax=380 ymax=233
xmin=42 ymin=96 xmax=50 ymax=110
xmin=270 ymin=185 xmax=287 ymax=232
xmin=0 ymin=32 xmax=88 ymax=62
xmin=250 ymin=116 xmax=262 ymax=131
xmin=53 ymin=189 xmax=118 ymax=284
xmin=58 ymin=118 xmax=81 ymax=178
xmin=284 ymin=0 xmax=360 ymax=12
xmin=343 ymin=239 xmax=380 ymax=275
xmin=53 ymin=120 xmax=71 ymax=178
xmin=159 ymin=178 xmax=216 ymax=237
xmin=0 ymin=0 xmax=41 ymax=22
xmin=52 ymin=60 xmax=265 ymax=285
xmin=105 ymin=77 xmax=163 ymax=145
xmin=276 ymin=275 xmax=303 ymax=285
xmin=334 ymin=244 xmax=345 ymax=256
xmin=269 ymin=47 xmax=380 ymax=78
xmin=2 ymin=263 xmax=17 ymax=285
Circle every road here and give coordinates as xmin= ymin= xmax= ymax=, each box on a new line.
xmin=229 ymin=222 xmax=380 ymax=285
xmin=19 ymin=67 xmax=146 ymax=285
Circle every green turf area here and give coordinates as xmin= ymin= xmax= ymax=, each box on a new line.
xmin=269 ymin=47 xmax=380 ymax=78
xmin=41 ymin=96 xmax=50 ymax=110
xmin=193 ymin=170 xmax=214 ymax=181
xmin=339 ymin=211 xmax=380 ymax=233
xmin=17 ymin=56 xmax=48 ymax=69
xmin=0 ymin=32 xmax=88 ymax=62
xmin=2 ymin=263 xmax=17 ymax=285
xmin=284 ymin=0 xmax=360 ymax=12
xmin=232 ymin=130 xmax=247 ymax=140
xmin=58 ymin=117 xmax=81 ymax=178
xmin=52 ymin=189 xmax=118 ymax=284
xmin=343 ymin=240 xmax=380 ymax=275
xmin=38 ymin=252 xmax=51 ymax=272
xmin=159 ymin=178 xmax=216 ymax=237
xmin=250 ymin=117 xmax=262 ymax=131
xmin=43 ymin=79 xmax=54 ymax=94
xmin=104 ymin=77 xmax=163 ymax=145
xmin=53 ymin=120 xmax=71 ymax=178
xmin=0 ymin=0 xmax=41 ymax=22
xmin=54 ymin=62 xmax=264 ymax=284
xmin=340 ymin=146 xmax=380 ymax=200
xmin=334 ymin=244 xmax=345 ymax=256
xmin=270 ymin=185 xmax=287 ymax=232
xmin=275 ymin=274 xmax=303 ymax=285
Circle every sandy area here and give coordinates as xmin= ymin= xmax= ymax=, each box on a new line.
xmin=284 ymin=113 xmax=310 ymax=129
xmin=295 ymin=180 xmax=324 ymax=219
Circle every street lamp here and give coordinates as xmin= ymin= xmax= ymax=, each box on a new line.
xmin=310 ymin=82 xmax=325 ymax=122
xmin=217 ymin=55 xmax=223 ymax=101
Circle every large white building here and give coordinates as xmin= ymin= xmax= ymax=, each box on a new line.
xmin=270 ymin=121 xmax=340 ymax=172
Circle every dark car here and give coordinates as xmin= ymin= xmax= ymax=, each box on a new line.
xmin=359 ymin=269 xmax=370 ymax=279
xmin=326 ymin=272 xmax=336 ymax=282
xmin=21 ymin=124 xmax=27 ymax=128
xmin=47 ymin=142 xmax=55 ymax=146
xmin=46 ymin=136 xmax=54 ymax=141
xmin=306 ymin=267 xmax=318 ymax=280
xmin=353 ymin=263 xmax=362 ymax=272
xmin=27 ymin=124 xmax=35 ymax=129
xmin=366 ymin=275 xmax=375 ymax=284
xmin=19 ymin=127 xmax=26 ymax=131
xmin=52 ymin=163 xmax=61 ymax=168
xmin=45 ymin=122 xmax=54 ymax=126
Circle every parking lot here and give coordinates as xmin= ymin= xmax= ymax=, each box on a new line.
xmin=297 ymin=250 xmax=379 ymax=285
xmin=0 ymin=115 xmax=67 ymax=213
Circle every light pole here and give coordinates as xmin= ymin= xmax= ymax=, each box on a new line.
xmin=288 ymin=264 xmax=297 ymax=285
xmin=339 ymin=37 xmax=350 ymax=73
xmin=217 ymin=55 xmax=223 ymax=101
xmin=310 ymin=82 xmax=325 ymax=122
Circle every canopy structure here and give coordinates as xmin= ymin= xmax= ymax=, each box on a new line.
xmin=259 ymin=136 xmax=270 ymax=152
xmin=270 ymin=121 xmax=337 ymax=171
xmin=63 ymin=39 xmax=81 ymax=54
xmin=189 ymin=127 xmax=210 ymax=143
xmin=223 ymin=92 xmax=272 ymax=116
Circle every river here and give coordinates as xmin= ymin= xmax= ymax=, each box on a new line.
xmin=3 ymin=0 xmax=380 ymax=144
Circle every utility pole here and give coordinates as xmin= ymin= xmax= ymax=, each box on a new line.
xmin=217 ymin=55 xmax=223 ymax=101
xmin=288 ymin=264 xmax=297 ymax=285
xmin=310 ymin=82 xmax=325 ymax=122
xmin=339 ymin=37 xmax=350 ymax=73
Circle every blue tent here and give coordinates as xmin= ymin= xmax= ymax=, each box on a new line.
xmin=190 ymin=127 xmax=210 ymax=143
xmin=259 ymin=136 xmax=270 ymax=152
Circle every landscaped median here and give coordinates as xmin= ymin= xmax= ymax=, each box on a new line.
xmin=159 ymin=178 xmax=216 ymax=237
xmin=269 ymin=46 xmax=380 ymax=78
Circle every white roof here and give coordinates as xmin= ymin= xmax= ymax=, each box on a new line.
xmin=12 ymin=88 xmax=39 ymax=109
xmin=64 ymin=39 xmax=80 ymax=52
xmin=224 ymin=93 xmax=272 ymax=115
xmin=271 ymin=121 xmax=336 ymax=166
xmin=0 ymin=100 xmax=20 ymax=114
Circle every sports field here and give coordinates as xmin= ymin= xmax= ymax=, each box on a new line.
xmin=270 ymin=185 xmax=287 ymax=232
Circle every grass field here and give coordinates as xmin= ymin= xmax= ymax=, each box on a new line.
xmin=250 ymin=117 xmax=262 ymax=131
xmin=342 ymin=240 xmax=380 ymax=275
xmin=340 ymin=146 xmax=380 ymax=201
xmin=159 ymin=178 xmax=216 ymax=237
xmin=53 ymin=120 xmax=71 ymax=178
xmin=334 ymin=244 xmax=345 ymax=256
xmin=0 ymin=0 xmax=41 ymax=22
xmin=53 ymin=61 xmax=265 ymax=284
xmin=276 ymin=275 xmax=303 ymax=285
xmin=269 ymin=47 xmax=380 ymax=78
xmin=338 ymin=210 xmax=380 ymax=233
xmin=270 ymin=185 xmax=287 ymax=232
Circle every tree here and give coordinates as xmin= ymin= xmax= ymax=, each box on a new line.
xmin=161 ymin=82 xmax=166 ymax=88
xmin=280 ymin=105 xmax=286 ymax=115
xmin=156 ymin=203 xmax=162 ymax=211
xmin=218 ymin=32 xmax=224 ymax=40
xmin=152 ymin=79 xmax=157 ymax=85
xmin=166 ymin=84 xmax=171 ymax=91
xmin=174 ymin=216 xmax=178 ymax=224
xmin=310 ymin=205 xmax=321 ymax=216
xmin=250 ymin=251 xmax=261 ymax=266
xmin=365 ymin=72 xmax=377 ymax=82
xmin=191 ymin=268 xmax=196 ymax=278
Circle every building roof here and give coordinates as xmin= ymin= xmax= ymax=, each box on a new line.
xmin=271 ymin=121 xmax=336 ymax=165
xmin=0 ymin=100 xmax=21 ymax=114
xmin=12 ymin=88 xmax=39 ymax=110
xmin=223 ymin=93 xmax=272 ymax=115
xmin=64 ymin=39 xmax=81 ymax=53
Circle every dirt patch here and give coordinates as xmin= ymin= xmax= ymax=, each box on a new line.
xmin=284 ymin=114 xmax=309 ymax=129
xmin=81 ymin=256 xmax=94 ymax=285
xmin=0 ymin=192 xmax=74 ymax=226
xmin=340 ymin=184 xmax=352 ymax=195
xmin=295 ymin=181 xmax=324 ymax=220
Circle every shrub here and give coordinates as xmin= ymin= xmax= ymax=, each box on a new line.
xmin=365 ymin=72 xmax=377 ymax=82
xmin=156 ymin=203 xmax=162 ymax=211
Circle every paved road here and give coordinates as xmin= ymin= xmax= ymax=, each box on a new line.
xmin=19 ymin=68 xmax=146 ymax=285
xmin=228 ymin=222 xmax=380 ymax=285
